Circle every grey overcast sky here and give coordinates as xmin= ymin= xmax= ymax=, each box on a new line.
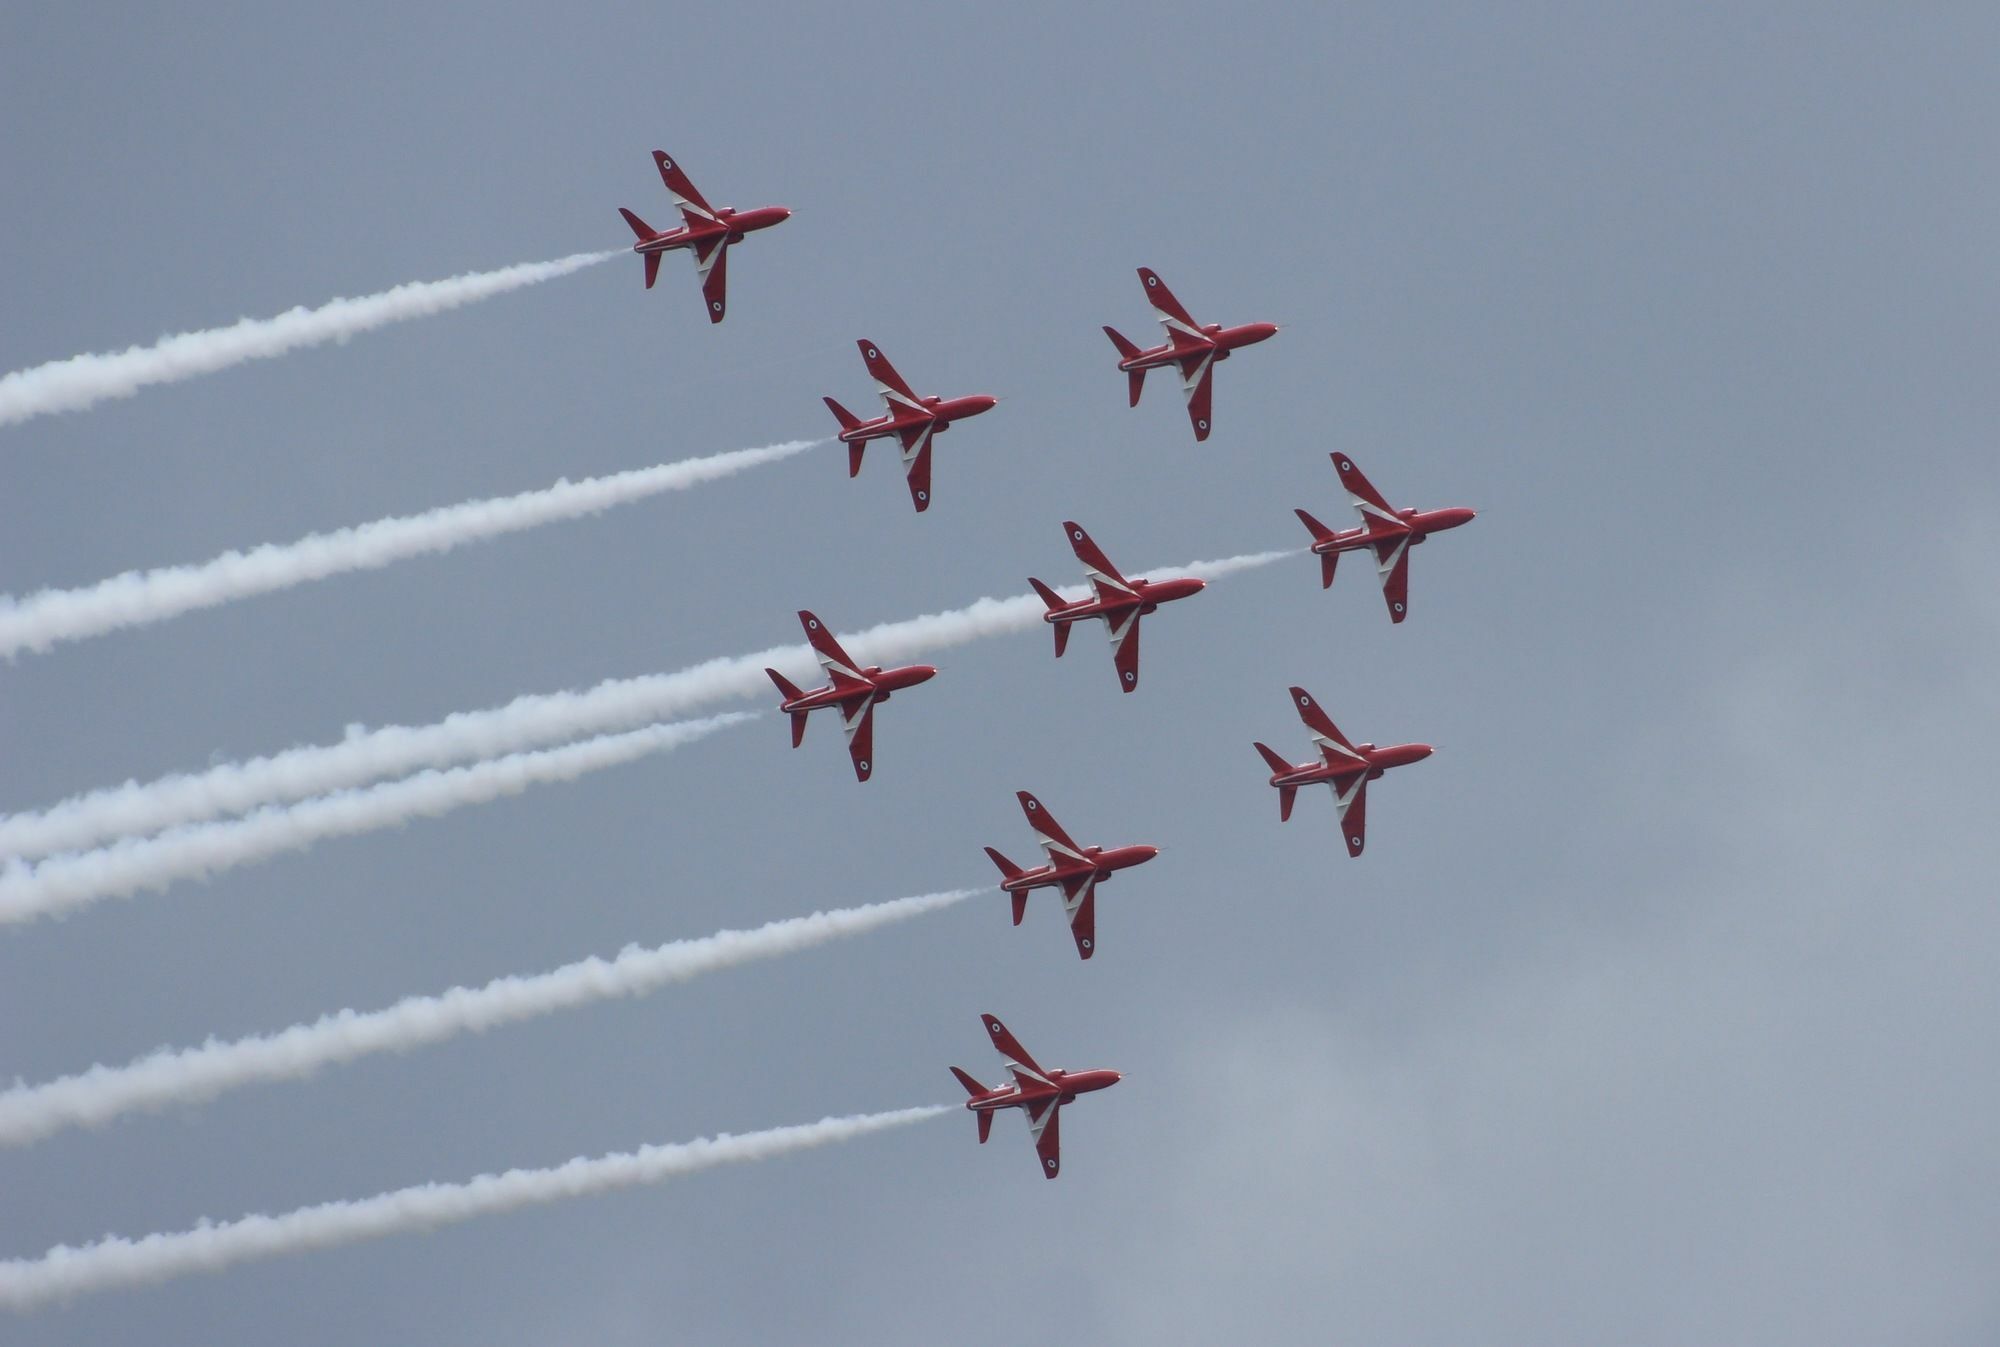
xmin=3 ymin=2 xmax=1997 ymax=1342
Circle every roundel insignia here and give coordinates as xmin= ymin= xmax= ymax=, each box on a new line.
xmin=660 ymin=156 xmax=672 ymax=169
xmin=711 ymin=301 xmax=723 ymax=313
xmin=1071 ymin=529 xmax=1083 ymax=541
xmin=1299 ymin=693 xmax=1310 ymax=707
xmin=1124 ymin=671 xmax=1136 ymax=683
xmin=1080 ymin=938 xmax=1092 ymax=950
xmin=1146 ymin=275 xmax=1157 ymax=287
xmin=1338 ymin=457 xmax=1351 ymax=471
xmin=1026 ymin=799 xmax=1038 ymax=811
xmin=1045 ymin=1158 xmax=1057 ymax=1170
xmin=1197 ymin=419 xmax=1209 ymax=431
xmin=866 ymin=347 xmax=878 ymax=358
xmin=858 ymin=760 xmax=870 ymax=772
xmin=807 ymin=619 xmax=819 ymax=630
xmin=1393 ymin=602 xmax=1405 ymax=613
xmin=1349 ymin=836 xmax=1362 ymax=847
xmin=990 ymin=1022 xmax=1003 ymax=1035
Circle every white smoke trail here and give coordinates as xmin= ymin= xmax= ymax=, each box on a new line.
xmin=0 ymin=439 xmax=821 ymax=658
xmin=0 ymin=550 xmax=1295 ymax=859
xmin=0 ymin=251 xmax=617 ymax=429
xmin=0 ymin=888 xmax=977 ymax=1146
xmin=0 ymin=1106 xmax=946 ymax=1311
xmin=0 ymin=713 xmax=753 ymax=927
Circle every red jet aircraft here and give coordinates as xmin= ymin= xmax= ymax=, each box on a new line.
xmin=1028 ymin=523 xmax=1207 ymax=692
xmin=1102 ymin=267 xmax=1279 ymax=441
xmin=822 ymin=340 xmax=998 ymax=512
xmin=617 ymin=150 xmax=790 ymax=323
xmin=951 ymin=1013 xmax=1121 ymax=1179
xmin=1294 ymin=453 xmax=1477 ymax=622
xmin=1254 ymin=686 xmax=1434 ymax=857
xmin=983 ymin=790 xmax=1160 ymax=960
xmin=763 ymin=611 xmax=936 ymax=782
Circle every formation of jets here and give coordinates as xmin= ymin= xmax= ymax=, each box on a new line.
xmin=622 ymin=149 xmax=1479 ymax=1177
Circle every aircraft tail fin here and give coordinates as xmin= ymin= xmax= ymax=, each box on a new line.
xmin=950 ymin=1068 xmax=993 ymax=1143
xmin=1027 ymin=578 xmax=1070 ymax=656
xmin=1295 ymin=507 xmax=1337 ymax=543
xmin=1255 ymin=743 xmax=1298 ymax=819
xmin=1103 ymin=327 xmax=1146 ymax=405
xmin=618 ymin=207 xmax=660 ymax=241
xmin=1010 ymin=890 xmax=1028 ymax=926
xmin=766 ymin=670 xmax=810 ymax=746
xmin=823 ymin=398 xmax=868 ymax=478
xmin=984 ymin=846 xmax=1026 ymax=884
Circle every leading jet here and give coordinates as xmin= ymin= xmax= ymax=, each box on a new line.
xmin=1028 ymin=522 xmax=1206 ymax=692
xmin=822 ymin=339 xmax=998 ymax=512
xmin=1294 ymin=453 xmax=1476 ymax=622
xmin=1102 ymin=267 xmax=1278 ymax=441
xmin=764 ymin=611 xmax=936 ymax=782
xmin=617 ymin=150 xmax=791 ymax=323
xmin=983 ymin=790 xmax=1160 ymax=960
xmin=1254 ymin=686 xmax=1434 ymax=857
xmin=950 ymin=1013 xmax=1121 ymax=1179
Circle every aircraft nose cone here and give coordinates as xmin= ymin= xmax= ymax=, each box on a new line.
xmin=1136 ymin=845 xmax=1161 ymax=863
xmin=910 ymin=665 xmax=938 ymax=684
xmin=1412 ymin=744 xmax=1436 ymax=761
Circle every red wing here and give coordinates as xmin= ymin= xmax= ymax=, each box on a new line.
xmin=797 ymin=611 xmax=869 ymax=689
xmin=696 ymin=239 xmax=729 ymax=323
xmin=1179 ymin=352 xmax=1216 ymax=441
xmin=841 ymin=695 xmax=877 ymax=782
xmin=1060 ymin=873 xmax=1098 ymax=960
xmin=857 ymin=340 xmax=922 ymax=408
xmin=1027 ymin=1097 xmax=1062 ymax=1178
xmin=1333 ymin=453 xmax=1402 ymax=527
xmin=1288 ymin=686 xmax=1365 ymax=766
xmin=1107 ymin=607 xmax=1141 ymax=692
xmin=1372 ymin=534 xmax=1412 ymax=623
xmin=901 ymin=426 xmax=934 ymax=512
xmin=1061 ymin=522 xmax=1135 ymax=601
xmin=981 ymin=1013 xmax=1055 ymax=1089
xmin=652 ymin=151 xmax=719 ymax=224
xmin=1017 ymin=791 xmax=1085 ymax=860
xmin=1138 ymin=267 xmax=1207 ymax=350
xmin=1333 ymin=774 xmax=1368 ymax=858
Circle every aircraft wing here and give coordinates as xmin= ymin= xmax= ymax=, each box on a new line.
xmin=1331 ymin=773 xmax=1368 ymax=858
xmin=1062 ymin=522 xmax=1136 ymax=603
xmin=1333 ymin=453 xmax=1403 ymax=528
xmin=1179 ymin=351 xmax=1216 ymax=441
xmin=1288 ymin=686 xmax=1367 ymax=769
xmin=858 ymin=340 xmax=924 ymax=413
xmin=981 ymin=1014 xmax=1056 ymax=1092
xmin=1138 ymin=268 xmax=1209 ymax=351
xmin=653 ymin=151 xmax=720 ymax=226
xmin=693 ymin=236 xmax=729 ymax=323
xmin=1059 ymin=872 xmax=1098 ymax=959
xmin=1017 ymin=791 xmax=1085 ymax=862
xmin=840 ymin=694 xmax=877 ymax=782
xmin=1025 ymin=1096 xmax=1063 ymax=1178
xmin=797 ymin=611 xmax=871 ymax=691
xmin=1106 ymin=607 xmax=1142 ymax=691
xmin=1372 ymin=533 xmax=1412 ymax=622
xmin=897 ymin=421 xmax=936 ymax=511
